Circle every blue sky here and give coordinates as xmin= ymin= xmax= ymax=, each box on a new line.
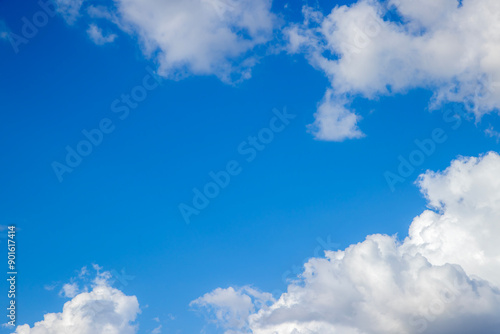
xmin=2 ymin=0 xmax=500 ymax=333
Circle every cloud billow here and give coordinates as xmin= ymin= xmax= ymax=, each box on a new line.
xmin=286 ymin=0 xmax=500 ymax=141
xmin=194 ymin=152 xmax=500 ymax=334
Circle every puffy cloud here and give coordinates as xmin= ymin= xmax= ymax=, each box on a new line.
xmin=195 ymin=152 xmax=500 ymax=333
xmin=16 ymin=285 xmax=139 ymax=334
xmin=113 ymin=0 xmax=276 ymax=81
xmin=87 ymin=24 xmax=117 ymax=45
xmin=191 ymin=286 xmax=274 ymax=333
xmin=16 ymin=267 xmax=140 ymax=334
xmin=286 ymin=0 xmax=500 ymax=140
xmin=309 ymin=89 xmax=364 ymax=141
xmin=56 ymin=0 xmax=276 ymax=82
xmin=59 ymin=282 xmax=80 ymax=298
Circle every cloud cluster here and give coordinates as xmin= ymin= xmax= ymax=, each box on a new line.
xmin=286 ymin=0 xmax=500 ymax=140
xmin=194 ymin=152 xmax=500 ymax=333
xmin=16 ymin=267 xmax=140 ymax=334
xmin=49 ymin=0 xmax=500 ymax=139
xmin=55 ymin=0 xmax=276 ymax=82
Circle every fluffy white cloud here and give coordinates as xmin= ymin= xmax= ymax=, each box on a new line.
xmin=16 ymin=269 xmax=140 ymax=334
xmin=113 ymin=0 xmax=276 ymax=81
xmin=16 ymin=285 xmax=139 ymax=334
xmin=195 ymin=152 xmax=500 ymax=333
xmin=59 ymin=282 xmax=80 ymax=298
xmin=287 ymin=0 xmax=500 ymax=140
xmin=309 ymin=89 xmax=364 ymax=141
xmin=191 ymin=286 xmax=274 ymax=334
xmin=58 ymin=0 xmax=276 ymax=82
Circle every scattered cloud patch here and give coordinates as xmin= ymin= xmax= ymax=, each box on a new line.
xmin=54 ymin=0 xmax=85 ymax=24
xmin=485 ymin=126 xmax=500 ymax=142
xmin=286 ymin=0 xmax=500 ymax=141
xmin=196 ymin=152 xmax=500 ymax=333
xmin=59 ymin=282 xmax=79 ymax=298
xmin=87 ymin=23 xmax=117 ymax=45
xmin=53 ymin=0 xmax=277 ymax=82
xmin=151 ymin=324 xmax=162 ymax=334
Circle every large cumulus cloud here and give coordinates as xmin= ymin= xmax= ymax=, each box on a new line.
xmin=194 ymin=152 xmax=500 ymax=333
xmin=286 ymin=0 xmax=500 ymax=140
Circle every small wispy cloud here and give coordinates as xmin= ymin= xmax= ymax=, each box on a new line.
xmin=53 ymin=0 xmax=85 ymax=24
xmin=485 ymin=125 xmax=500 ymax=142
xmin=86 ymin=23 xmax=117 ymax=45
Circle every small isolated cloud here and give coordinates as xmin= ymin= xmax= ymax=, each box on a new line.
xmin=43 ymin=283 xmax=58 ymax=291
xmin=286 ymin=0 xmax=500 ymax=141
xmin=54 ymin=0 xmax=86 ymax=24
xmin=485 ymin=126 xmax=500 ymax=142
xmin=309 ymin=89 xmax=364 ymax=141
xmin=195 ymin=152 xmax=500 ymax=333
xmin=151 ymin=325 xmax=162 ymax=334
xmin=87 ymin=24 xmax=117 ymax=45
xmin=59 ymin=282 xmax=79 ymax=298
xmin=16 ymin=272 xmax=140 ymax=334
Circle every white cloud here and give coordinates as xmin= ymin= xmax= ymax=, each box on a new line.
xmin=63 ymin=0 xmax=276 ymax=82
xmin=110 ymin=0 xmax=276 ymax=82
xmin=151 ymin=325 xmax=162 ymax=334
xmin=87 ymin=24 xmax=117 ymax=45
xmin=54 ymin=0 xmax=85 ymax=24
xmin=59 ymin=282 xmax=79 ymax=298
xmin=309 ymin=89 xmax=364 ymax=141
xmin=195 ymin=152 xmax=500 ymax=333
xmin=16 ymin=285 xmax=140 ymax=334
xmin=485 ymin=126 xmax=500 ymax=142
xmin=191 ymin=286 xmax=274 ymax=333
xmin=286 ymin=0 xmax=500 ymax=141
xmin=20 ymin=265 xmax=140 ymax=333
